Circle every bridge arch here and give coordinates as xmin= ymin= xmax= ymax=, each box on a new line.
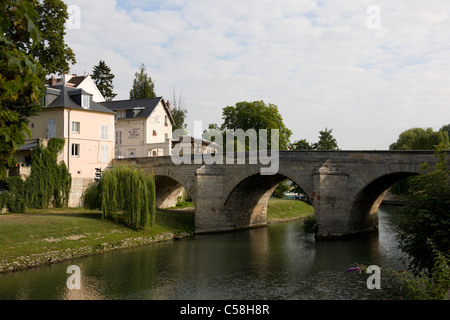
xmin=142 ymin=167 xmax=197 ymax=209
xmin=220 ymin=166 xmax=313 ymax=230
xmin=348 ymin=171 xmax=419 ymax=234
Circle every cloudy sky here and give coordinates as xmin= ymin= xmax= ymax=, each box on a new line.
xmin=63 ymin=0 xmax=450 ymax=150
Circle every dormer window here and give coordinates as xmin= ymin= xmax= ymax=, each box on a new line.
xmin=81 ymin=94 xmax=90 ymax=109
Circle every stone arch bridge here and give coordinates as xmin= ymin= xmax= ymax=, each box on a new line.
xmin=115 ymin=151 xmax=443 ymax=239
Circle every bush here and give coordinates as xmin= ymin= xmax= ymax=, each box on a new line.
xmin=393 ymin=240 xmax=450 ymax=300
xmin=82 ymin=182 xmax=102 ymax=210
xmin=395 ymin=146 xmax=450 ymax=270
xmin=0 ymin=176 xmax=25 ymax=213
xmin=303 ymin=215 xmax=317 ymax=235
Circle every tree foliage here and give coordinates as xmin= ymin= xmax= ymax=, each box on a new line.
xmin=393 ymin=240 xmax=450 ymax=300
xmin=440 ymin=123 xmax=450 ymax=141
xmin=0 ymin=138 xmax=71 ymax=212
xmin=25 ymin=138 xmax=71 ymax=209
xmin=129 ymin=63 xmax=156 ymax=100
xmin=31 ymin=0 xmax=76 ymax=75
xmin=0 ymin=0 xmax=76 ymax=177
xmin=389 ymin=125 xmax=450 ymax=194
xmin=0 ymin=0 xmax=45 ymax=176
xmin=313 ymin=127 xmax=339 ymax=150
xmin=395 ymin=145 xmax=450 ymax=271
xmin=170 ymin=90 xmax=188 ymax=131
xmin=91 ymin=60 xmax=117 ymax=101
xmin=219 ymin=101 xmax=292 ymax=151
xmin=101 ymin=165 xmax=156 ymax=229
xmin=389 ymin=127 xmax=449 ymax=151
xmin=290 ymin=128 xmax=339 ymax=151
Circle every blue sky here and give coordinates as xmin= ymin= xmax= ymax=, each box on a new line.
xmin=63 ymin=0 xmax=450 ymax=150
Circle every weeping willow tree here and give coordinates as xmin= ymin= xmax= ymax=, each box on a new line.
xmin=24 ymin=138 xmax=71 ymax=208
xmin=101 ymin=165 xmax=156 ymax=229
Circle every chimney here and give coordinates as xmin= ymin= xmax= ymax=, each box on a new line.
xmin=49 ymin=75 xmax=57 ymax=86
xmin=166 ymin=100 xmax=171 ymax=112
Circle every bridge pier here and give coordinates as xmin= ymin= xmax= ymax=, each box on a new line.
xmin=195 ymin=166 xmax=231 ymax=233
xmin=312 ymin=160 xmax=377 ymax=239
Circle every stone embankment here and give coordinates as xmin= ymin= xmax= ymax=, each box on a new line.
xmin=0 ymin=232 xmax=192 ymax=274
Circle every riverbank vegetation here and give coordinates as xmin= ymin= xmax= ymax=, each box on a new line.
xmin=391 ymin=145 xmax=450 ymax=299
xmin=0 ymin=138 xmax=71 ymax=213
xmin=266 ymin=198 xmax=313 ymax=222
xmin=101 ymin=165 xmax=156 ymax=229
xmin=0 ymin=198 xmax=312 ymax=273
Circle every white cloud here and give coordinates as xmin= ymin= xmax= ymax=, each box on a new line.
xmin=63 ymin=0 xmax=450 ymax=150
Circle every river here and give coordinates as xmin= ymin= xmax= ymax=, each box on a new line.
xmin=0 ymin=205 xmax=408 ymax=300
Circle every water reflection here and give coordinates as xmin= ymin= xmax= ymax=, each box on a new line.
xmin=0 ymin=206 xmax=407 ymax=300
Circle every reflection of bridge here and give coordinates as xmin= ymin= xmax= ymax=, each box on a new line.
xmin=116 ymin=151 xmax=442 ymax=239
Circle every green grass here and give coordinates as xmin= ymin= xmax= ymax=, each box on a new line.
xmin=0 ymin=208 xmax=194 ymax=262
xmin=267 ymin=198 xmax=314 ymax=222
xmin=0 ymin=198 xmax=311 ymax=263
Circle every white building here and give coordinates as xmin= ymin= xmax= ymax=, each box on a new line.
xmin=101 ymin=98 xmax=174 ymax=158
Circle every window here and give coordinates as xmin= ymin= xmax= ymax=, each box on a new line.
xmin=152 ymin=130 xmax=157 ymax=136
xmin=101 ymin=125 xmax=108 ymax=140
xmin=115 ymin=131 xmax=122 ymax=145
xmin=47 ymin=119 xmax=57 ymax=139
xmin=117 ymin=110 xmax=126 ymax=119
xmin=72 ymin=121 xmax=80 ymax=133
xmin=165 ymin=115 xmax=168 ymax=126
xmin=81 ymin=95 xmax=90 ymax=109
xmin=71 ymin=144 xmax=80 ymax=157
xmin=101 ymin=145 xmax=108 ymax=163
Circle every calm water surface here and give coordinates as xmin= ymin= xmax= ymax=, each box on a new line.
xmin=0 ymin=206 xmax=407 ymax=300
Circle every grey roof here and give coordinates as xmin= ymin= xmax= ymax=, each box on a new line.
xmin=101 ymin=98 xmax=175 ymax=124
xmin=45 ymin=85 xmax=115 ymax=114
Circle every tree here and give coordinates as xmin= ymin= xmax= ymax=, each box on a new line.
xmin=101 ymin=165 xmax=156 ymax=229
xmin=313 ymin=127 xmax=339 ymax=150
xmin=170 ymin=89 xmax=188 ymax=131
xmin=440 ymin=123 xmax=450 ymax=141
xmin=290 ymin=128 xmax=339 ymax=151
xmin=220 ymin=101 xmax=292 ymax=151
xmin=2 ymin=0 xmax=76 ymax=75
xmin=91 ymin=60 xmax=117 ymax=101
xmin=129 ymin=63 xmax=156 ymax=99
xmin=389 ymin=127 xmax=449 ymax=151
xmin=1 ymin=0 xmax=76 ymax=177
xmin=389 ymin=126 xmax=449 ymax=195
xmin=31 ymin=0 xmax=76 ymax=75
xmin=0 ymin=0 xmax=45 ymax=176
xmin=290 ymin=139 xmax=314 ymax=150
xmin=395 ymin=145 xmax=450 ymax=271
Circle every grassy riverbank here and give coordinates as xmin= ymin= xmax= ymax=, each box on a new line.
xmin=0 ymin=198 xmax=313 ymax=273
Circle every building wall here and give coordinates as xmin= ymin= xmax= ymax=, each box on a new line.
xmin=115 ymin=101 xmax=173 ymax=158
xmin=27 ymin=108 xmax=115 ymax=179
xmin=63 ymin=109 xmax=115 ymax=179
xmin=145 ymin=101 xmax=172 ymax=145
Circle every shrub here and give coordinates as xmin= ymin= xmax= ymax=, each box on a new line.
xmin=82 ymin=182 xmax=102 ymax=210
xmin=303 ymin=215 xmax=317 ymax=235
